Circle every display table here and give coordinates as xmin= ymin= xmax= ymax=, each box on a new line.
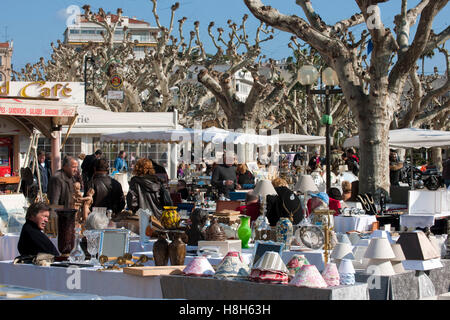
xmin=408 ymin=189 xmax=450 ymax=216
xmin=160 ymin=275 xmax=369 ymax=300
xmin=354 ymin=259 xmax=450 ymax=300
xmin=0 ymin=233 xmax=58 ymax=261
xmin=0 ymin=261 xmax=163 ymax=299
xmin=334 ymin=215 xmax=377 ymax=233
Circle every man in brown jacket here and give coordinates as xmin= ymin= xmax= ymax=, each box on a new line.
xmin=47 ymin=156 xmax=79 ymax=208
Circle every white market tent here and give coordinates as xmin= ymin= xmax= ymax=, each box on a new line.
xmin=343 ymin=128 xmax=450 ymax=149
xmin=276 ymin=133 xmax=327 ymax=145
xmin=100 ymin=126 xmax=279 ymax=146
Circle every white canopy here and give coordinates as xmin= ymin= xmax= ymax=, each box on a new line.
xmin=343 ymin=128 xmax=450 ymax=149
xmin=100 ymin=126 xmax=278 ymax=146
xmin=276 ymin=133 xmax=327 ymax=145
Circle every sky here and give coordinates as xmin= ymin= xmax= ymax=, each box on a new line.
xmin=1 ymin=0 xmax=448 ymax=74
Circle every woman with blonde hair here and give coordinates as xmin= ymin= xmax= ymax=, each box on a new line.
xmin=126 ymin=158 xmax=172 ymax=220
xmin=266 ymin=177 xmax=304 ymax=226
xmin=236 ymin=163 xmax=255 ymax=189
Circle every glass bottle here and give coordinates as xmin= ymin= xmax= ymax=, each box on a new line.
xmin=69 ymin=228 xmax=86 ymax=263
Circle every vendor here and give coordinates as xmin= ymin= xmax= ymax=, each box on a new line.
xmin=177 ymin=179 xmax=190 ymax=200
xmin=237 ymin=191 xmax=260 ymax=222
xmin=389 ymin=149 xmax=403 ymax=186
xmin=17 ymin=202 xmax=59 ymax=257
xmin=236 ymin=163 xmax=255 ymax=189
xmin=211 ymin=152 xmax=237 ymax=198
xmin=266 ymin=178 xmax=304 ymax=226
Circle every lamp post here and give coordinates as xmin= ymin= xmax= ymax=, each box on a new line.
xmin=299 ymin=65 xmax=342 ymax=193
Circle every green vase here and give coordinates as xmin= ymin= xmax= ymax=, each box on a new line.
xmin=238 ymin=215 xmax=252 ymax=249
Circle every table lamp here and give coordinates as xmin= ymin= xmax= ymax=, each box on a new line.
xmin=253 ymin=180 xmax=278 ymax=241
xmin=294 ymin=175 xmax=319 ymax=217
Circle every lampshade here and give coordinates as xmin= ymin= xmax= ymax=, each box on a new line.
xmin=286 ymin=254 xmax=310 ymax=276
xmin=214 ymin=251 xmax=250 ymax=280
xmin=347 ymin=232 xmax=361 ymax=246
xmin=252 ymin=251 xmax=289 ymax=273
xmin=338 ymin=259 xmax=355 ymax=274
xmin=337 ymin=233 xmax=352 ymax=245
xmin=364 ymin=238 xmax=396 ymax=260
xmin=294 ymin=175 xmax=319 ymax=193
xmin=298 ymin=65 xmax=319 ymax=86
xmin=330 ymin=243 xmax=353 ymax=260
xmin=289 ymin=264 xmax=328 ymax=288
xmin=253 ymin=180 xmax=278 ymax=199
xmin=392 ymin=261 xmax=405 ymax=273
xmin=366 ymin=259 xmax=396 ymax=276
xmin=390 ymin=244 xmax=406 ymax=262
xmin=352 ymin=246 xmax=370 ymax=269
xmin=322 ymin=67 xmax=339 ymax=87
xmin=322 ymin=263 xmax=340 ymax=287
xmin=183 ymin=256 xmax=215 ymax=277
xmin=396 ymin=231 xmax=440 ymax=261
xmin=356 ymin=238 xmax=370 ymax=247
xmin=370 ymin=230 xmax=394 ymax=244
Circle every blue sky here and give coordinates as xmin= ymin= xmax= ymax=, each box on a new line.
xmin=1 ymin=0 xmax=448 ymax=73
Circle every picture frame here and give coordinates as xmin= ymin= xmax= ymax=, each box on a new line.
xmin=251 ymin=240 xmax=284 ymax=267
xmin=98 ymin=229 xmax=131 ymax=258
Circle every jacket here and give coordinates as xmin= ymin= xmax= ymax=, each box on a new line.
xmin=266 ymin=186 xmax=304 ymax=226
xmin=34 ymin=162 xmax=51 ymax=193
xmin=85 ymin=173 xmax=125 ymax=214
xmin=47 ymin=170 xmax=75 ymax=208
xmin=211 ymin=164 xmax=237 ymax=197
xmin=18 ymin=220 xmax=59 ymax=256
xmin=126 ymin=174 xmax=168 ymax=220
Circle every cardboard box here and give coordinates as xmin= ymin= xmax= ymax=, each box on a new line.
xmin=197 ymin=240 xmax=242 ymax=256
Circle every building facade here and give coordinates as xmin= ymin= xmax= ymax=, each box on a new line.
xmin=0 ymin=41 xmax=13 ymax=83
xmin=63 ymin=14 xmax=158 ymax=60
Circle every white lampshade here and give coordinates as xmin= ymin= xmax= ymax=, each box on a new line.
xmin=356 ymin=238 xmax=370 ymax=247
xmin=322 ymin=67 xmax=339 ymax=87
xmin=366 ymin=259 xmax=396 ymax=276
xmin=338 ymin=259 xmax=355 ymax=274
xmin=364 ymin=238 xmax=396 ymax=260
xmin=391 ymin=244 xmax=406 ymax=262
xmin=294 ymin=175 xmax=319 ymax=193
xmin=253 ymin=180 xmax=278 ymax=199
xmin=352 ymin=246 xmax=370 ymax=269
xmin=337 ymin=233 xmax=352 ymax=245
xmin=330 ymin=243 xmax=353 ymax=260
xmin=370 ymin=230 xmax=394 ymax=244
xmin=392 ymin=261 xmax=405 ymax=273
xmin=299 ymin=65 xmax=319 ymax=85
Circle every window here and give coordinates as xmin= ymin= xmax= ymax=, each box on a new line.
xmin=69 ymin=29 xmax=80 ymax=34
xmin=38 ymin=137 xmax=82 ymax=162
xmin=0 ymin=56 xmax=2 ymax=66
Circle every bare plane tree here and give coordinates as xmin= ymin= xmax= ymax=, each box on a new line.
xmin=244 ymin=0 xmax=449 ymax=195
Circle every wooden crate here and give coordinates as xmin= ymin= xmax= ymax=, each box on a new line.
xmin=123 ymin=265 xmax=185 ymax=277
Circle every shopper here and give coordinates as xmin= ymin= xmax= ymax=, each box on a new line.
xmin=47 ymin=156 xmax=78 ymax=208
xmin=114 ymin=150 xmax=128 ymax=173
xmin=81 ymin=149 xmax=102 ymax=187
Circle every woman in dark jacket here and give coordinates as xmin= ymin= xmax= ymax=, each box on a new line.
xmin=126 ymin=158 xmax=171 ymax=220
xmin=236 ymin=163 xmax=255 ymax=189
xmin=266 ymin=178 xmax=304 ymax=226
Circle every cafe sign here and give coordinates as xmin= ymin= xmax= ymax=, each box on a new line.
xmin=0 ymin=81 xmax=85 ymax=104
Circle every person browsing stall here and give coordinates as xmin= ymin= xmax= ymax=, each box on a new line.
xmin=47 ymin=156 xmax=78 ymax=208
xmin=237 ymin=191 xmax=260 ymax=222
xmin=114 ymin=150 xmax=128 ymax=173
xmin=211 ymin=153 xmax=237 ymax=198
xmin=18 ymin=202 xmax=59 ymax=256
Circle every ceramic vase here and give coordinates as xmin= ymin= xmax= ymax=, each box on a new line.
xmin=238 ymin=215 xmax=252 ymax=249
xmin=168 ymin=231 xmax=186 ymax=266
xmin=153 ymin=233 xmax=169 ymax=266
xmin=205 ymin=217 xmax=227 ymax=241
xmin=56 ymin=209 xmax=77 ymax=256
xmin=160 ymin=206 xmax=180 ymax=230
xmin=276 ymin=218 xmax=293 ymax=250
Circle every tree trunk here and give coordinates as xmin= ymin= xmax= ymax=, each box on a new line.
xmin=431 ymin=147 xmax=443 ymax=171
xmin=357 ymin=108 xmax=391 ymax=197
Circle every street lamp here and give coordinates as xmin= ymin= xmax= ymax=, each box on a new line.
xmin=299 ymin=65 xmax=342 ymax=193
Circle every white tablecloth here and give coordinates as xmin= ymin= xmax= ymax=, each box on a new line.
xmin=399 ymin=213 xmax=450 ymax=229
xmin=0 ymin=261 xmax=163 ymax=299
xmin=334 ymin=215 xmax=377 ymax=233
xmin=0 ymin=234 xmax=58 ymax=261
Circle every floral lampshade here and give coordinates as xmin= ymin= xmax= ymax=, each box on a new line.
xmin=289 ymin=264 xmax=328 ymax=288
xmin=183 ymin=256 xmax=215 ymax=277
xmin=322 ymin=262 xmax=340 ymax=287
xmin=214 ymin=251 xmax=250 ymax=280
xmin=286 ymin=254 xmax=310 ymax=277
